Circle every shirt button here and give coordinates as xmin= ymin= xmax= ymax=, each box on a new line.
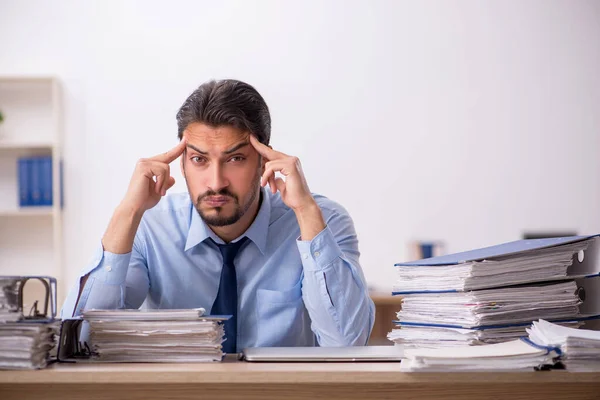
xmin=314 ymin=251 xmax=321 ymax=257
xmin=302 ymin=254 xmax=309 ymax=259
xmin=105 ymin=265 xmax=112 ymax=272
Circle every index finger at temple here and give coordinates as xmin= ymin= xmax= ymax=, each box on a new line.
xmin=250 ymin=134 xmax=281 ymax=159
xmin=152 ymin=139 xmax=187 ymax=163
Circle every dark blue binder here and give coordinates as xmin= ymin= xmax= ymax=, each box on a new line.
xmin=41 ymin=156 xmax=53 ymax=206
xmin=60 ymin=159 xmax=64 ymax=208
xmin=17 ymin=157 xmax=30 ymax=207
xmin=393 ymin=235 xmax=600 ymax=295
xmin=396 ymin=235 xmax=600 ymax=267
xmin=30 ymin=157 xmax=42 ymax=206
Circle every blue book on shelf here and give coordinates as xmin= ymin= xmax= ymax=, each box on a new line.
xmin=41 ymin=156 xmax=53 ymax=206
xmin=30 ymin=157 xmax=42 ymax=206
xmin=60 ymin=159 xmax=64 ymax=208
xmin=17 ymin=158 xmax=30 ymax=207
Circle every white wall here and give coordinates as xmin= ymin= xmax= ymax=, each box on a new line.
xmin=1 ymin=0 xmax=599 ymax=297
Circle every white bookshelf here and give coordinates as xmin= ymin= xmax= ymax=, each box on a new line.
xmin=0 ymin=208 xmax=54 ymax=217
xmin=0 ymin=76 xmax=64 ymax=307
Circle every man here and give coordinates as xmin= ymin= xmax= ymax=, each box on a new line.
xmin=62 ymin=79 xmax=375 ymax=352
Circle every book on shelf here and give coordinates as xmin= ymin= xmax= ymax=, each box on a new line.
xmin=17 ymin=156 xmax=58 ymax=208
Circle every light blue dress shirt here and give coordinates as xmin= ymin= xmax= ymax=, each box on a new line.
xmin=62 ymin=187 xmax=375 ymax=350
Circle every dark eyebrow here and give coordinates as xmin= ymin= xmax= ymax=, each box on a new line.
xmin=186 ymin=144 xmax=207 ymax=155
xmin=186 ymin=141 xmax=250 ymax=156
xmin=223 ymin=141 xmax=250 ymax=154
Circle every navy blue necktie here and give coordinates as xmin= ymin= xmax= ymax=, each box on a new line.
xmin=211 ymin=237 xmax=247 ymax=353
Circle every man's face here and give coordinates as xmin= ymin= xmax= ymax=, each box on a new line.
xmin=181 ymin=122 xmax=262 ymax=227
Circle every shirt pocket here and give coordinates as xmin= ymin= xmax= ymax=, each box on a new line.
xmin=256 ymin=277 xmax=307 ymax=347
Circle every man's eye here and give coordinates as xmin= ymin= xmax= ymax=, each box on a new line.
xmin=229 ymin=156 xmax=246 ymax=163
xmin=191 ymin=156 xmax=206 ymax=164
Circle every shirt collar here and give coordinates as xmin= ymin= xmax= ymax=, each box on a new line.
xmin=184 ymin=187 xmax=271 ymax=254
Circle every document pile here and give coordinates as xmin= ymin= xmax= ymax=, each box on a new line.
xmin=400 ymin=338 xmax=558 ymax=372
xmin=389 ymin=236 xmax=599 ymax=349
xmin=389 ymin=281 xmax=583 ymax=348
xmin=82 ymin=308 xmax=228 ymax=362
xmin=0 ymin=277 xmax=59 ymax=370
xmin=527 ymin=319 xmax=600 ymax=371
xmin=0 ymin=323 xmax=58 ymax=369
xmin=393 ymin=239 xmax=590 ymax=293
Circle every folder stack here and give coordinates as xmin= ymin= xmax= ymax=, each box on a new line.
xmin=400 ymin=338 xmax=559 ymax=372
xmin=0 ymin=323 xmax=58 ymax=369
xmin=0 ymin=277 xmax=59 ymax=369
xmin=389 ymin=281 xmax=584 ymax=348
xmin=528 ymin=319 xmax=600 ymax=371
xmin=81 ymin=309 xmax=228 ymax=362
xmin=388 ymin=236 xmax=600 ymax=349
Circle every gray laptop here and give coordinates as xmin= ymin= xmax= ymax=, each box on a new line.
xmin=241 ymin=346 xmax=404 ymax=362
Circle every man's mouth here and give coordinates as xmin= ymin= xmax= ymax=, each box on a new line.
xmin=203 ymin=196 xmax=231 ymax=207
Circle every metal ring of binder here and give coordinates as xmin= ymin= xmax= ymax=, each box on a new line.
xmin=576 ymin=286 xmax=586 ymax=302
xmin=20 ymin=277 xmax=50 ymax=317
xmin=1 ymin=275 xmax=57 ymax=321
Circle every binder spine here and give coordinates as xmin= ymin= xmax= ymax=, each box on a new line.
xmin=30 ymin=157 xmax=41 ymax=206
xmin=17 ymin=157 xmax=29 ymax=207
xmin=41 ymin=156 xmax=53 ymax=206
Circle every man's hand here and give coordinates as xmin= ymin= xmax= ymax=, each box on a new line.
xmin=120 ymin=139 xmax=187 ymax=216
xmin=250 ymin=135 xmax=325 ymax=240
xmin=250 ymin=135 xmax=316 ymax=212
xmin=102 ymin=139 xmax=187 ymax=255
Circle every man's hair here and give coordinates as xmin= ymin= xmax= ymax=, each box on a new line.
xmin=176 ymin=79 xmax=271 ymax=145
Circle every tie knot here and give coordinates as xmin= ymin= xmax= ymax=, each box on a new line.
xmin=217 ymin=237 xmax=248 ymax=266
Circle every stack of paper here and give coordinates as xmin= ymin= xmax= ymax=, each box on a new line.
xmin=0 ymin=323 xmax=59 ymax=369
xmin=82 ymin=308 xmax=227 ymax=362
xmin=389 ymin=236 xmax=600 ymax=350
xmin=0 ymin=276 xmax=59 ymax=369
xmin=401 ymin=338 xmax=559 ymax=372
xmin=393 ymin=239 xmax=590 ymax=293
xmin=84 ymin=308 xmax=208 ymax=321
xmin=389 ymin=281 xmax=583 ymax=348
xmin=389 ymin=321 xmax=583 ymax=349
xmin=527 ymin=319 xmax=600 ymax=371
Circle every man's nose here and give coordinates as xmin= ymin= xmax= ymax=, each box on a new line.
xmin=207 ymin=163 xmax=229 ymax=192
